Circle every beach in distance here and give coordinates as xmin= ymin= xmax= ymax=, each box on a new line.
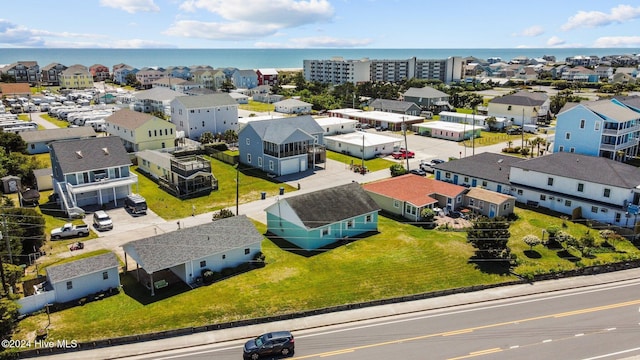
xmin=0 ymin=47 xmax=637 ymax=70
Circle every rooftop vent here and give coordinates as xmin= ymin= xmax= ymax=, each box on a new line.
xmin=102 ymin=147 xmax=109 ymax=155
xmin=75 ymin=151 xmax=83 ymax=159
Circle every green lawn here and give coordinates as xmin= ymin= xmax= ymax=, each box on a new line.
xmin=134 ymin=156 xmax=296 ymax=219
xmin=238 ymin=100 xmax=275 ymax=113
xmin=326 ymin=150 xmax=396 ymax=172
xmin=16 ymin=210 xmax=640 ymax=342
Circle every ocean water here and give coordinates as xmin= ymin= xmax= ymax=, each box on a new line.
xmin=0 ymin=48 xmax=637 ymax=70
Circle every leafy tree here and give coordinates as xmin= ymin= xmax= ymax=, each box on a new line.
xmin=0 ymin=299 xmax=20 ymax=341
xmin=467 ymin=216 xmax=512 ymax=262
xmin=293 ymin=72 xmax=306 ymax=91
xmin=0 ymin=132 xmax=27 ymax=154
xmin=220 ymin=78 xmax=235 ymax=92
xmin=223 ymin=129 xmax=238 ymax=144
xmin=199 ymin=131 xmax=215 ymax=144
xmin=0 ymin=73 xmax=16 ymax=83
xmin=212 ymin=208 xmax=235 ymax=220
xmin=389 ymin=164 xmax=407 ymax=177
xmin=485 ymin=116 xmax=498 ymax=131
xmin=2 ymin=263 xmax=23 ymax=291
xmin=523 ymin=234 xmax=542 ymax=250
xmin=124 ymin=73 xmax=140 ymax=87
xmin=421 ymin=208 xmax=436 ymax=222
xmin=0 ymin=208 xmax=46 ymax=258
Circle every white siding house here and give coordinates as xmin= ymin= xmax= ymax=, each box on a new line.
xmin=170 ymin=94 xmax=238 ymax=140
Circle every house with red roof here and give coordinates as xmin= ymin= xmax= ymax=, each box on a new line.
xmin=363 ymin=174 xmax=467 ymax=222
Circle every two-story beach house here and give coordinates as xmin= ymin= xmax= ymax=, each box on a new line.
xmin=553 ymin=98 xmax=640 ymax=160
xmin=170 ymin=94 xmax=239 ymax=140
xmin=487 ymin=91 xmax=550 ymax=125
xmin=58 ymin=64 xmax=94 ymax=90
xmin=104 ymin=108 xmax=176 ymax=152
xmin=49 ymin=136 xmax=137 ymax=216
xmin=238 ymin=115 xmax=325 ymax=176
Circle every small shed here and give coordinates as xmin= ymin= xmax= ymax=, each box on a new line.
xmin=1 ymin=175 xmax=21 ymax=194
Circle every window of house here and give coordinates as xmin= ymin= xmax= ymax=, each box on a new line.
xmin=482 ymin=181 xmax=488 ymax=187
xmin=540 ymin=194 xmax=546 ymax=201
xmin=200 ymin=260 xmax=206 ymax=268
xmin=346 ymin=219 xmax=354 ymax=228
xmin=393 ymin=200 xmax=400 ymax=208
xmin=615 ymin=212 xmax=621 ymax=222
xmin=365 ymin=214 xmax=372 ymax=223
xmin=603 ymin=188 xmax=611 ymax=198
xmin=246 ymin=138 xmax=250 ymax=145
xmin=269 ymin=161 xmax=274 ymax=170
xmin=595 ymin=121 xmax=601 ymax=131
xmin=201 ymin=121 xmax=205 ymax=127
xmin=464 ymin=177 xmax=469 ymax=183
xmin=591 ymin=206 xmax=598 ymax=213
xmin=559 ymin=146 xmax=564 ymax=152
xmin=547 ymin=177 xmax=554 ymax=186
xmin=244 ymin=248 xmax=250 ymax=255
xmin=247 ymin=154 xmax=251 ymax=163
xmin=517 ymin=189 xmax=523 ymax=195
xmin=570 ymin=147 xmax=575 ymax=153
xmin=445 ymin=172 xmax=451 ymax=179
xmin=469 ymin=198 xmax=475 ymax=207
xmin=66 ymin=281 xmax=73 ymax=290
xmin=579 ymin=119 xmax=585 ymax=129
xmin=565 ymin=200 xmax=572 ymax=206
xmin=565 ymin=132 xmax=571 ymax=140
xmin=577 ymin=183 xmax=584 ymax=192
xmin=102 ymin=271 xmax=109 ymax=280
xmin=222 ymin=254 xmax=226 ymax=259
xmin=321 ymin=227 xmax=329 ymax=236
xmin=479 ymin=201 xmax=484 ymax=210
xmin=258 ymin=158 xmax=262 ymax=166
xmin=148 ymin=130 xmax=152 ymax=137
xmin=503 ymin=203 xmax=511 ymax=210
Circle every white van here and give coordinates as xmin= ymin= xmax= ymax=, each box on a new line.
xmin=523 ymin=124 xmax=538 ymax=134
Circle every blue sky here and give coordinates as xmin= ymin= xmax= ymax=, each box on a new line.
xmin=1 ymin=0 xmax=640 ymax=49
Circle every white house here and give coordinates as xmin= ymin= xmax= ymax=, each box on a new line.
xmin=274 ymin=99 xmax=312 ymax=114
xmin=324 ymin=131 xmax=402 ymax=159
xmin=315 ymin=116 xmax=358 ymax=136
xmin=17 ymin=253 xmax=120 ymax=314
xmin=170 ymin=94 xmax=238 ymax=140
xmin=123 ymin=215 xmax=263 ymax=296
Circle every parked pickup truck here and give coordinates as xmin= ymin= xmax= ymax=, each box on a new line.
xmin=391 ymin=149 xmax=415 ymax=159
xmin=51 ymin=223 xmax=89 ymax=240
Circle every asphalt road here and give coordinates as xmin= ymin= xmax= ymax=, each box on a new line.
xmin=37 ymin=268 xmax=640 ymax=360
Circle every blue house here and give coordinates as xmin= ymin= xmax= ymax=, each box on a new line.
xmin=231 ymin=69 xmax=258 ymax=89
xmin=265 ymin=183 xmax=380 ymax=251
xmin=553 ymin=98 xmax=640 ymax=160
xmin=238 ymin=115 xmax=325 ymax=176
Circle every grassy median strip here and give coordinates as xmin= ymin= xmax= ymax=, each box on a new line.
xmin=17 ymin=209 xmax=640 ymax=342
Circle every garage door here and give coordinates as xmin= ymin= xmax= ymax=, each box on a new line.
xmin=280 ymin=158 xmax=299 ymax=175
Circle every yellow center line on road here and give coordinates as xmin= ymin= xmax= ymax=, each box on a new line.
xmin=291 ymin=298 xmax=640 ymax=359
xmin=448 ymin=348 xmax=503 ymax=360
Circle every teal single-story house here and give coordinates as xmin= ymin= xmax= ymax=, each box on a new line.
xmin=265 ymin=182 xmax=380 ymax=251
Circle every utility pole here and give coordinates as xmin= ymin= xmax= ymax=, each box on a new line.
xmin=402 ymin=117 xmax=409 ymax=171
xmin=521 ymin=108 xmax=525 ymax=150
xmin=361 ymin=133 xmax=365 ymax=174
xmin=2 ymin=215 xmax=10 ymax=264
xmin=235 ymin=164 xmax=240 ymax=216
xmin=0 ymin=232 xmax=7 ymax=297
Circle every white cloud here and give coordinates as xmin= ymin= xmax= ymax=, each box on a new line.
xmin=562 ymin=4 xmax=640 ymax=30
xmin=546 ymin=36 xmax=565 ymax=46
xmin=171 ymin=0 xmax=335 ymax=41
xmin=164 ymin=20 xmax=281 ymax=40
xmin=99 ymin=0 xmax=160 ymax=14
xmin=255 ymin=36 xmax=372 ymax=48
xmin=515 ymin=25 xmax=544 ymax=37
xmin=0 ymin=19 xmax=108 ymax=47
xmin=593 ymin=36 xmax=640 ymax=47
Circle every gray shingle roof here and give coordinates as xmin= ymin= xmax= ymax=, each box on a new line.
xmin=369 ymin=99 xmax=419 ymax=112
xmin=46 ymin=253 xmax=118 ymax=284
xmin=283 ymin=182 xmax=380 ymax=229
xmin=580 ymin=100 xmax=640 ymax=122
xmin=489 ymin=91 xmax=548 ymax=106
xmin=613 ymin=95 xmax=640 ymax=112
xmin=244 ymin=115 xmax=323 ymax=144
xmin=433 ymin=152 xmax=523 ymax=184
xmin=511 ymin=152 xmax=640 ymax=188
xmin=50 ymin=136 xmax=132 ymax=174
xmin=122 ymin=215 xmax=263 ymax=273
xmin=173 ymin=94 xmax=237 ymax=108
xmin=403 ymin=86 xmax=449 ymax=99
xmin=133 ymin=87 xmax=183 ymax=101
xmin=19 ymin=127 xmax=96 ymax=144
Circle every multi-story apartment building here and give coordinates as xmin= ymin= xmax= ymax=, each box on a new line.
xmin=553 ymin=97 xmax=640 ymax=160
xmin=41 ymin=63 xmax=67 ymax=86
xmin=304 ymin=56 xmax=462 ymax=85
xmin=303 ymin=57 xmax=371 ymax=84
xmin=58 ymin=64 xmax=94 ymax=89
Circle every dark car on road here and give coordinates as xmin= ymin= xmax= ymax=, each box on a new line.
xmin=243 ymin=331 xmax=295 ymax=359
xmin=507 ymin=127 xmax=522 ymax=135
xmin=409 ymin=168 xmax=427 ymax=176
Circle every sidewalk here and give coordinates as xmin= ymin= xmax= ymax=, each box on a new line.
xmin=38 ymin=266 xmax=640 ymax=359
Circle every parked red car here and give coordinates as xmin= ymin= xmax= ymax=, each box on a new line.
xmin=391 ymin=149 xmax=415 ymax=159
